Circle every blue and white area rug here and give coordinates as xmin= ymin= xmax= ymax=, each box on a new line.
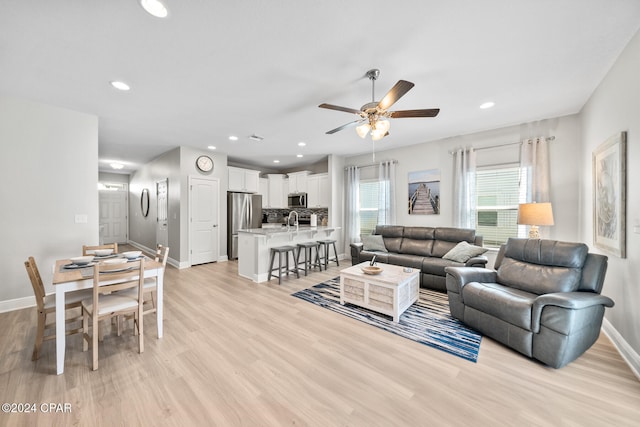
xmin=292 ymin=277 xmax=482 ymax=362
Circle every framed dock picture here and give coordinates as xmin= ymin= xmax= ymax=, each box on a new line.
xmin=593 ymin=131 xmax=626 ymax=258
xmin=408 ymin=169 xmax=440 ymax=215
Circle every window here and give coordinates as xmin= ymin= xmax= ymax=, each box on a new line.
xmin=476 ymin=165 xmax=527 ymax=247
xmin=359 ymin=179 xmax=379 ymax=235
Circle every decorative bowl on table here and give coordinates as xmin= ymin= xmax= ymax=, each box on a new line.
xmin=122 ymin=251 xmax=142 ymax=259
xmin=70 ymin=256 xmax=94 ymax=266
xmin=93 ymin=249 xmax=114 ymax=257
xmin=361 ymin=265 xmax=383 ymax=275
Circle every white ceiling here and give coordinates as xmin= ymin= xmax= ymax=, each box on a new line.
xmin=2 ymin=1 xmax=640 ymax=174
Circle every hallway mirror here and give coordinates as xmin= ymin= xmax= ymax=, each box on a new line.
xmin=141 ymin=188 xmax=150 ymax=217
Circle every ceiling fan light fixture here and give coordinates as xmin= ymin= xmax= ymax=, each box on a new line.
xmin=371 ymin=129 xmax=386 ymax=141
xmin=356 ymin=123 xmax=370 ymax=138
xmin=375 ymin=119 xmax=390 ymax=134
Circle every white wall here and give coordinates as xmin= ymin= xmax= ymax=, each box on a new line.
xmin=580 ymin=27 xmax=640 ymax=369
xmin=128 ymin=147 xmax=228 ymax=266
xmin=344 ymin=114 xmax=582 ymax=246
xmin=0 ymin=96 xmax=98 ymax=310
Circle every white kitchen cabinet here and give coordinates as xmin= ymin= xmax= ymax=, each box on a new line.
xmin=228 ymin=166 xmax=260 ymax=193
xmin=287 ymin=171 xmax=310 ymax=194
xmin=259 ymin=178 xmax=268 ymax=208
xmin=266 ymin=174 xmax=287 ymax=208
xmin=307 ymin=173 xmax=329 ymax=208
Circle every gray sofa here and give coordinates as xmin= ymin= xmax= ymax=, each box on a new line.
xmin=445 ymin=238 xmax=614 ymax=368
xmin=350 ymin=225 xmax=488 ymax=291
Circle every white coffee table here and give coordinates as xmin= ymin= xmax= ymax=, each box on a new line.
xmin=339 ymin=262 xmax=420 ymax=322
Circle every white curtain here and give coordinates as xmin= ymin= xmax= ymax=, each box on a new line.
xmin=378 ymin=161 xmax=396 ymax=225
xmin=520 ymin=137 xmax=551 ymax=202
xmin=343 ymin=166 xmax=360 ymax=250
xmin=452 ymin=147 xmax=477 ymax=229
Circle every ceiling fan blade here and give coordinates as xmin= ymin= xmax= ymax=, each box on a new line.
xmin=326 ymin=119 xmax=364 ymax=134
xmin=377 ymin=80 xmax=415 ymax=111
xmin=318 ymin=103 xmax=361 ymax=115
xmin=389 ymin=108 xmax=440 ymax=118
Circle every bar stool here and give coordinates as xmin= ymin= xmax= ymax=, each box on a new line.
xmin=296 ymin=241 xmax=322 ymax=276
xmin=317 ymin=239 xmax=339 ymax=270
xmin=268 ymin=246 xmax=299 ymax=284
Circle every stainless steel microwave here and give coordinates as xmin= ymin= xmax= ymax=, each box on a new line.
xmin=288 ymin=193 xmax=307 ymax=208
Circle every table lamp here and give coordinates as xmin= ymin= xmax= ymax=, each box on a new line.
xmin=518 ymin=202 xmax=554 ymax=238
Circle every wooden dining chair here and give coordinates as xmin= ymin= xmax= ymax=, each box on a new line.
xmin=82 ymin=243 xmax=118 ymax=256
xmin=120 ymin=245 xmax=169 ymax=335
xmin=143 ymin=245 xmax=169 ymax=316
xmin=24 ymin=256 xmax=92 ymax=361
xmin=81 ymin=259 xmax=145 ymax=371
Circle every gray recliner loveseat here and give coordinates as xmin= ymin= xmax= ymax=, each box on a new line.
xmin=445 ymin=238 xmax=614 ymax=368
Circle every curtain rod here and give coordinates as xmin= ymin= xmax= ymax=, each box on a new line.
xmin=344 ymin=159 xmax=398 ymax=170
xmin=448 ymin=136 xmax=555 ymax=155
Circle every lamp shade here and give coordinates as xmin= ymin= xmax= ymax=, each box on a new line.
xmin=356 ymin=123 xmax=370 ymax=138
xmin=517 ymin=202 xmax=554 ymax=226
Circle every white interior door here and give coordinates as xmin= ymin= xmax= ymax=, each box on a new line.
xmin=190 ymin=177 xmax=219 ymax=265
xmin=156 ymin=179 xmax=168 ymax=248
xmin=99 ymin=185 xmax=128 ymax=244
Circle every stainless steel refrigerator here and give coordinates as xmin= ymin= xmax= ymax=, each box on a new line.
xmin=227 ymin=192 xmax=262 ymax=260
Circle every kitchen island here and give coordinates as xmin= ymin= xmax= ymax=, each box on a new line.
xmin=237 ymin=225 xmax=340 ymax=283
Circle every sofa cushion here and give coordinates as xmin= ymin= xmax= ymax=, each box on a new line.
xmin=497 ymin=239 xmax=589 ymax=294
xmin=428 ymin=227 xmax=474 ymax=257
xmin=421 ymin=256 xmax=463 ymax=277
xmin=361 ymin=234 xmax=388 ymax=252
xmin=374 ymin=225 xmax=404 ymax=253
xmin=463 ymin=282 xmax=537 ymax=330
xmin=442 ymin=241 xmax=488 ymax=263
xmin=400 ymin=227 xmax=435 ymax=256
xmin=359 ymin=250 xmax=389 ymax=264
xmin=387 ymin=253 xmax=424 ymax=269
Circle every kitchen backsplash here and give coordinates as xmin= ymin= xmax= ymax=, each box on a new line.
xmin=263 ymin=208 xmax=328 ymax=224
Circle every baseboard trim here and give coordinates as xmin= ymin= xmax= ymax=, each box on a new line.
xmin=0 ymin=295 xmax=35 ymax=313
xmin=602 ymin=318 xmax=640 ymax=380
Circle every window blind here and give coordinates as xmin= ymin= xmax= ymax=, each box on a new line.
xmin=476 ymin=165 xmax=526 ymax=247
xmin=359 ymin=180 xmax=379 ymax=235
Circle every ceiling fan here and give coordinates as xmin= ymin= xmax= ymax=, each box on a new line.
xmin=319 ymin=69 xmax=440 ymax=141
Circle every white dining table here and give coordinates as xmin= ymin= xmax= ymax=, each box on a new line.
xmin=52 ymin=257 xmax=164 ymax=375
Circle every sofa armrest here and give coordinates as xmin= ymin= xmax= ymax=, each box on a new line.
xmin=531 ymin=292 xmax=615 ymax=333
xmin=465 ymin=255 xmax=488 ymax=268
xmin=444 ymin=267 xmax=497 ymax=299
xmin=350 ymin=242 xmax=364 ymax=265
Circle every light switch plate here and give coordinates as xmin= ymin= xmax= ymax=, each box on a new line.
xmin=75 ymin=214 xmax=88 ymax=224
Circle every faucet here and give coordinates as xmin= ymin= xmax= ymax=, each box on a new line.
xmin=288 ymin=211 xmax=299 ymax=230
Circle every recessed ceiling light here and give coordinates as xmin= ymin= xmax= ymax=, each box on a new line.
xmin=296 ymin=154 xmax=303 ymax=158
xmin=110 ymin=163 xmax=124 ymax=170
xmin=140 ymin=0 xmax=168 ymax=18
xmin=110 ymin=81 xmax=130 ymax=91
xmin=273 ymin=160 xmax=280 ymax=163
xmin=479 ymin=101 xmax=495 ymax=109
xmin=207 ymin=145 xmax=216 ymax=150
xmin=228 ymin=136 xmax=238 ymax=141
xmin=298 ymin=142 xmax=306 ymax=147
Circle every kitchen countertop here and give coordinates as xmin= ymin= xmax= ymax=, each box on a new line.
xmin=238 ymin=225 xmax=339 ymax=236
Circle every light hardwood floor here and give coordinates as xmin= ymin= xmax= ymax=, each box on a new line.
xmin=1 ymin=255 xmax=639 ymax=426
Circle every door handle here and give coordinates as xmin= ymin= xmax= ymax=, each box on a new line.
xmin=212 ymin=224 xmax=218 ymax=228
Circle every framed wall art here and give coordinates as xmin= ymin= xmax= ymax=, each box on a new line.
xmin=408 ymin=169 xmax=440 ymax=215
xmin=593 ymin=131 xmax=626 ymax=258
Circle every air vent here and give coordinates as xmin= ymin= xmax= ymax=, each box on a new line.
xmin=249 ymin=134 xmax=264 ymax=142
